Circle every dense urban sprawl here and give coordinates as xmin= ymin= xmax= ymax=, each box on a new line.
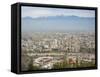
xmin=21 ymin=32 xmax=95 ymax=71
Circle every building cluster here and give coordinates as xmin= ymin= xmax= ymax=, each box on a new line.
xmin=21 ymin=32 xmax=95 ymax=71
xmin=22 ymin=32 xmax=95 ymax=53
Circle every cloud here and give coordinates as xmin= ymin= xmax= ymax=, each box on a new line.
xmin=21 ymin=6 xmax=95 ymax=18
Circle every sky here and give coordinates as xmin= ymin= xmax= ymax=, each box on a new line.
xmin=21 ymin=6 xmax=95 ymax=32
xmin=21 ymin=6 xmax=95 ymax=18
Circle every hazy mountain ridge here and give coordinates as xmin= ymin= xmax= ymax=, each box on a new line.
xmin=23 ymin=15 xmax=94 ymax=20
xmin=22 ymin=15 xmax=95 ymax=32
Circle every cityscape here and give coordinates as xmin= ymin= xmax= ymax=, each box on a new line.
xmin=21 ymin=6 xmax=95 ymax=71
xmin=21 ymin=32 xmax=95 ymax=71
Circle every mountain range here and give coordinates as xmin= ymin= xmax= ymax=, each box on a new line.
xmin=22 ymin=15 xmax=95 ymax=32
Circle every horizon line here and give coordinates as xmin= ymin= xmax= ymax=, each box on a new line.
xmin=22 ymin=15 xmax=95 ymax=19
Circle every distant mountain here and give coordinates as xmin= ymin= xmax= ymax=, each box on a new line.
xmin=23 ymin=15 xmax=94 ymax=20
xmin=22 ymin=16 xmax=95 ymax=32
xmin=23 ymin=16 xmax=33 ymax=19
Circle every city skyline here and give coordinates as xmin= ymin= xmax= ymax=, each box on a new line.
xmin=21 ymin=6 xmax=96 ymax=71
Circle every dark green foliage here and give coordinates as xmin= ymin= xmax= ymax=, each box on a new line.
xmin=53 ymin=60 xmax=95 ymax=69
xmin=78 ymin=61 xmax=95 ymax=67
xmin=80 ymin=47 xmax=95 ymax=53
xmin=53 ymin=61 xmax=67 ymax=69
xmin=28 ymin=62 xmax=40 ymax=70
xmin=28 ymin=56 xmax=40 ymax=71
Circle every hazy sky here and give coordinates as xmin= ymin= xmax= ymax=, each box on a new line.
xmin=21 ymin=6 xmax=95 ymax=18
xmin=21 ymin=6 xmax=95 ymax=32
